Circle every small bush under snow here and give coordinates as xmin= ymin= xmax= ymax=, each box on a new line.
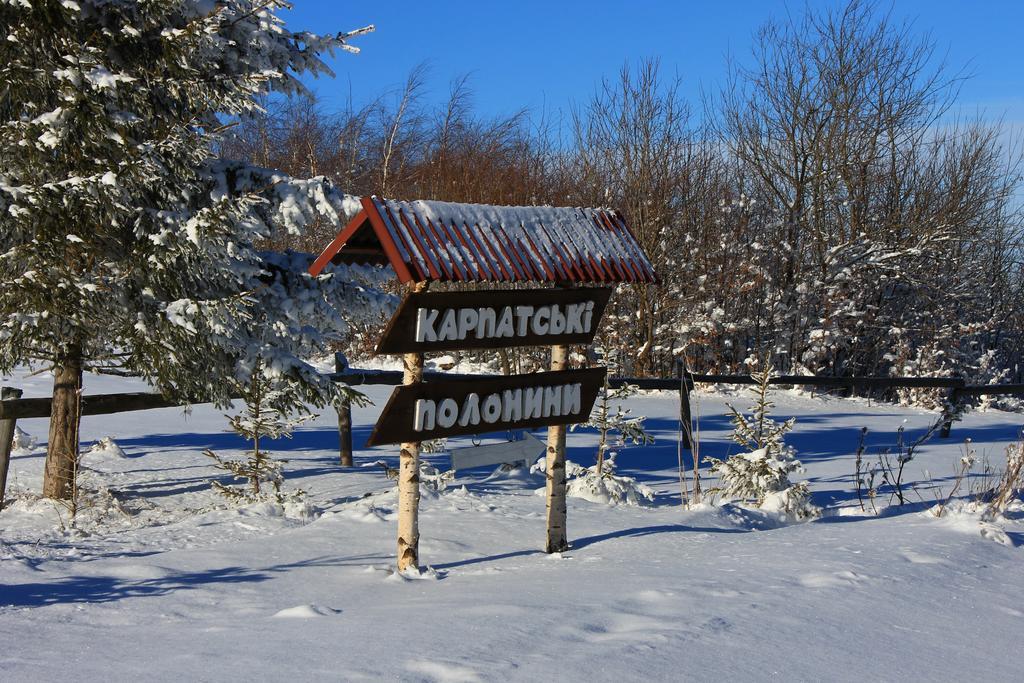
xmin=532 ymin=456 xmax=655 ymax=507
xmin=11 ymin=426 xmax=37 ymax=454
xmin=86 ymin=437 xmax=127 ymax=459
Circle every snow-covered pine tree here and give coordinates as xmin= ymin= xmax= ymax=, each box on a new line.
xmin=724 ymin=365 xmax=796 ymax=460
xmin=707 ymin=363 xmax=817 ymax=518
xmin=572 ymin=377 xmax=653 ymax=476
xmin=204 ymin=360 xmax=309 ymax=503
xmin=0 ymin=1 xmax=377 ymax=499
xmin=203 ymin=252 xmax=382 ymax=503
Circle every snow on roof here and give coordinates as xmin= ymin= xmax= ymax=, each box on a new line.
xmin=308 ymin=196 xmax=659 ymax=284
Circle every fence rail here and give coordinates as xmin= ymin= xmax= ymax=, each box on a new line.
xmin=3 ymin=368 xmax=1024 ymax=508
xmin=0 ymin=371 xmax=688 ymax=419
xmin=1 ymin=372 xmax=1021 ymax=422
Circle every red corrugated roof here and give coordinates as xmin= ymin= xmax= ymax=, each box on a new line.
xmin=308 ymin=196 xmax=659 ymax=284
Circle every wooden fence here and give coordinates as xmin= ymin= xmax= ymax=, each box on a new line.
xmin=2 ymin=364 xmax=1023 ymax=508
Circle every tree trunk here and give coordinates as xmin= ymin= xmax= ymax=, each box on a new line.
xmin=545 ymin=343 xmax=570 ymax=553
xmin=397 ymin=281 xmax=428 ymax=571
xmin=43 ymin=346 xmax=83 ymax=500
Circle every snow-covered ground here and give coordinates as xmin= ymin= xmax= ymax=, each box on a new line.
xmin=2 ymin=367 xmax=1022 ymax=682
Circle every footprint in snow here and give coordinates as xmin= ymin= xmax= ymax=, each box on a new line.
xmin=335 ymin=507 xmax=389 ymax=524
xmin=980 ymin=523 xmax=1012 ymax=547
xmin=570 ymin=614 xmax=680 ymax=645
xmin=272 ymin=604 xmax=341 ymax=618
xmin=797 ymin=570 xmax=866 ymax=588
xmin=900 ymin=550 xmax=945 ymax=565
xmin=702 ymin=616 xmax=734 ymax=634
xmin=102 ymin=564 xmax=173 ymax=581
xmin=632 ymin=589 xmax=676 ymax=602
xmin=404 ymin=660 xmax=482 ymax=683
xmin=457 ymin=566 xmax=503 ymax=576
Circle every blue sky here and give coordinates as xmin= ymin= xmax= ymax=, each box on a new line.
xmin=280 ymin=1 xmax=1024 ymax=128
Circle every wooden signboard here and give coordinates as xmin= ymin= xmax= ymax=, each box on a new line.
xmin=375 ymin=287 xmax=613 ymax=354
xmin=367 ymin=368 xmax=605 ymax=446
xmin=448 ymin=432 xmax=545 ymax=471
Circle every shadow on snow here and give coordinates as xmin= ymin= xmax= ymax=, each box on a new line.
xmin=1 ymin=554 xmax=389 ymax=608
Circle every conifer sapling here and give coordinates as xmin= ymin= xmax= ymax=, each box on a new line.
xmin=707 ymin=363 xmax=818 ymax=518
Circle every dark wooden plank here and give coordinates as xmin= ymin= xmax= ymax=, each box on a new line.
xmin=375 ymin=287 xmax=613 ymax=354
xmin=0 ymin=371 xmax=482 ymax=418
xmin=0 ymin=371 xmax=1010 ymax=424
xmin=605 ymin=375 xmax=965 ymax=391
xmin=367 ymin=368 xmax=606 ymax=447
xmin=691 ymin=375 xmax=964 ymax=389
xmin=0 ymin=392 xmax=183 ymax=420
xmin=327 ymin=370 xmax=485 ymax=386
xmin=955 ymin=384 xmax=1024 ymax=397
xmin=608 ymin=377 xmax=678 ymax=390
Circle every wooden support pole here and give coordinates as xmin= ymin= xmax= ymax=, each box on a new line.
xmin=337 ymin=400 xmax=353 ymax=467
xmin=0 ymin=387 xmax=23 ymax=511
xmin=545 ymin=343 xmax=570 ymax=553
xmin=940 ymin=382 xmax=965 ymax=439
xmin=334 ymin=353 xmax=353 ymax=467
xmin=397 ymin=281 xmax=427 ymax=571
xmin=678 ymin=360 xmax=693 ymax=451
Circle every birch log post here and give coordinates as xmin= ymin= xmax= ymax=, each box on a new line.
xmin=397 ymin=281 xmax=428 ymax=571
xmin=545 ymin=343 xmax=570 ymax=553
xmin=0 ymin=387 xmax=24 ymax=510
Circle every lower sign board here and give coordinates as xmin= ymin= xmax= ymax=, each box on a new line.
xmin=367 ymin=368 xmax=606 ymax=447
xmin=448 ymin=432 xmax=545 ymax=471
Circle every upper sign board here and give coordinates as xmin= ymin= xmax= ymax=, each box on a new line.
xmin=376 ymin=288 xmax=612 ymax=355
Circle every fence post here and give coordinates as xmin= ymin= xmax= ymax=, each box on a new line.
xmin=334 ymin=352 xmax=353 ymax=467
xmin=0 ymin=387 xmax=24 ymax=511
xmin=939 ymin=379 xmax=966 ymax=439
xmin=678 ymin=359 xmax=693 ymax=450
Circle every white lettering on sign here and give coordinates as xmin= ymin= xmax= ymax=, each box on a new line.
xmin=542 ymin=385 xmax=562 ymax=417
xmin=523 ymin=386 xmax=543 ymax=419
xmin=437 ymin=398 xmax=458 ymax=428
xmin=531 ymin=306 xmax=551 ymax=335
xmin=501 ymin=389 xmax=522 ymax=421
xmin=477 ymin=308 xmax=496 ymax=338
xmin=458 ymin=392 xmax=481 ymax=427
xmin=412 ymin=382 xmax=584 ymax=434
xmin=416 ymin=308 xmax=439 ymax=342
xmin=495 ymin=307 xmax=514 ymax=337
xmin=549 ymin=306 xmax=566 ymax=334
xmin=481 ymin=393 xmax=502 ymax=423
xmin=414 ymin=399 xmax=435 ymax=431
xmin=565 ymin=303 xmax=584 ymax=334
xmin=413 ymin=300 xmax=600 ymax=343
xmin=438 ymin=309 xmax=458 ymax=341
xmin=457 ymin=308 xmax=478 ymax=340
xmin=562 ymin=382 xmax=581 ymax=415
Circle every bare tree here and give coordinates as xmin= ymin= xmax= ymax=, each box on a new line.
xmin=220 ymin=2 xmax=1024 ymax=391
